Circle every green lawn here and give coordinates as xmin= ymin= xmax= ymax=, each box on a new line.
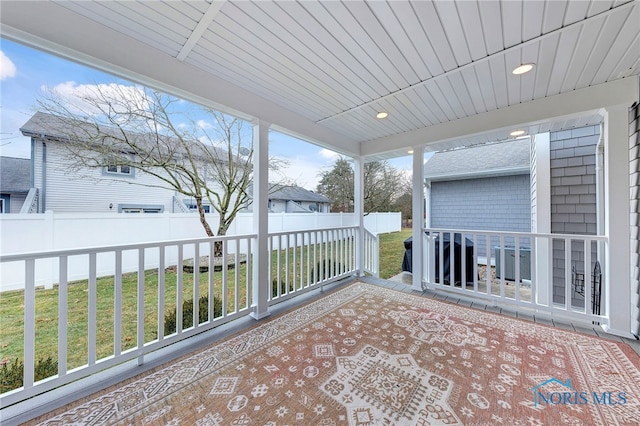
xmin=0 ymin=234 xmax=410 ymax=381
xmin=378 ymin=228 xmax=412 ymax=279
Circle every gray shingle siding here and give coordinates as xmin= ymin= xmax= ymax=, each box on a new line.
xmin=430 ymin=175 xmax=531 ymax=257
xmin=549 ymin=125 xmax=600 ymax=306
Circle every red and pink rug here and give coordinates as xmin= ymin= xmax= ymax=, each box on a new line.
xmin=33 ymin=282 xmax=640 ymax=425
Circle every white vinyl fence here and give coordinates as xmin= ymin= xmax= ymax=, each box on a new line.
xmin=0 ymin=211 xmax=399 ymax=291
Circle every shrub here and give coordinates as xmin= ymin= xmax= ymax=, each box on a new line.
xmin=272 ymin=277 xmax=294 ymax=297
xmin=0 ymin=356 xmax=58 ymax=394
xmin=164 ymin=295 xmax=222 ymax=336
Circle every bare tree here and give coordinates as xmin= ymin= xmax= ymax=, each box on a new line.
xmin=316 ymin=157 xmax=406 ymax=214
xmin=36 ymin=84 xmax=288 ymax=245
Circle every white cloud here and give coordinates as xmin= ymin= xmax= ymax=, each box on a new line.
xmin=43 ymin=81 xmax=148 ymax=117
xmin=0 ymin=50 xmax=17 ymax=80
xmin=319 ymin=148 xmax=340 ymax=160
xmin=197 ymin=119 xmax=212 ymax=129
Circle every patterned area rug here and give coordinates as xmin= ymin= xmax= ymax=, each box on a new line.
xmin=33 ymin=282 xmax=640 ymax=425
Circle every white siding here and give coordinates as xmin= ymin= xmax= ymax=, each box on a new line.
xmin=38 ymin=139 xmax=181 ymax=213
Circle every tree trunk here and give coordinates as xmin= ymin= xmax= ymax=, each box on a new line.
xmin=195 ymin=195 xmax=214 ymax=237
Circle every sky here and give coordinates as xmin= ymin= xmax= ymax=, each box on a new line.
xmin=0 ymin=38 xmax=412 ymax=190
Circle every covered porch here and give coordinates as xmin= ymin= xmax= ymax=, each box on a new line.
xmin=1 ymin=0 xmax=639 ymax=423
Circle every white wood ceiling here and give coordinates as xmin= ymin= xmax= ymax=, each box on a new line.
xmin=2 ymin=0 xmax=639 ymax=158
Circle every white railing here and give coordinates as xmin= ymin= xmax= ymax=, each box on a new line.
xmin=0 ymin=225 xmax=371 ymax=408
xmin=363 ymin=228 xmax=379 ymax=276
xmin=267 ymin=226 xmax=358 ymax=303
xmin=421 ymin=228 xmax=608 ymax=325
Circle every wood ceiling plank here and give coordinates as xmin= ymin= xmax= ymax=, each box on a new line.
xmin=146 ymin=1 xmax=200 ymax=29
xmin=220 ymin=2 xmax=364 ymax=108
xmin=413 ymin=86 xmax=449 ymax=124
xmin=99 ymin=1 xmax=192 ymax=39
xmin=474 ymin=61 xmax=498 ymax=111
xmin=521 ymin=0 xmax=545 ymax=41
xmin=433 ymin=78 xmax=466 ymax=120
xmin=477 ymin=0 xmax=504 ymax=54
xmin=424 ymin=80 xmax=459 ymax=122
xmin=446 ymin=72 xmax=477 ymax=117
xmin=58 ymin=1 xmax=184 ymax=55
xmin=300 ymin=0 xmax=399 ymax=93
xmin=501 ymin=0 xmax=523 ymax=48
xmin=489 ymin=55 xmax=509 ymax=109
xmin=591 ymin=6 xmax=639 ymax=83
xmin=368 ymin=0 xmax=432 ymax=81
xmin=432 ymin=0 xmax=472 ymax=66
xmin=541 ymin=0 xmax=568 ymax=34
xmin=255 ymin=1 xmax=380 ymax=102
xmin=561 ymin=17 xmax=605 ymax=92
xmin=546 ymin=26 xmax=582 ymax=96
xmin=533 ymin=33 xmax=561 ymax=99
xmin=389 ymin=1 xmax=444 ymax=77
xmin=460 ymin=67 xmax=487 ymax=114
xmin=412 ymin=0 xmax=458 ymax=71
xmin=197 ymin=26 xmax=342 ymax=111
xmin=375 ymin=97 xmax=418 ymax=133
xmin=576 ymin=7 xmax=630 ymax=88
xmin=343 ymin=1 xmax=419 ymax=85
xmin=564 ymin=0 xmax=591 ymax=25
xmin=607 ymin=36 xmax=640 ymax=80
xmin=401 ymin=91 xmax=436 ymax=127
xmin=505 ymin=49 xmax=522 ymax=106
xmin=587 ymin=0 xmax=616 ymax=16
xmin=188 ymin=47 xmax=335 ymax=122
xmin=321 ymin=1 xmax=408 ymax=91
xmin=455 ymin=0 xmax=488 ymax=61
xmin=519 ymin=41 xmax=539 ymax=102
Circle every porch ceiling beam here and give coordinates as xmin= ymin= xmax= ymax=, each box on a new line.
xmin=176 ymin=0 xmax=226 ymax=62
xmin=0 ymin=1 xmax=359 ymax=156
xmin=361 ymin=76 xmax=639 ymax=157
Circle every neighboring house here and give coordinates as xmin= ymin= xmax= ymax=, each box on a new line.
xmin=248 ymin=184 xmax=331 ymax=213
xmin=0 ymin=156 xmax=31 ymax=213
xmin=19 ymin=112 xmax=226 ymax=214
xmin=424 ymin=138 xmax=532 ymax=239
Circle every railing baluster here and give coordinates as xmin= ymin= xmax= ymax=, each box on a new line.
xmin=499 ymin=235 xmax=505 ymax=298
xmin=531 ymin=237 xmax=537 ymax=305
xmin=222 ymin=240 xmax=228 ymax=315
xmin=485 ymin=234 xmax=491 ymax=295
xmin=472 ymin=234 xmax=478 ymax=292
xmin=193 ymin=243 xmax=200 ymax=328
xmin=585 ymin=239 xmax=592 ymax=316
xmin=177 ymin=245 xmax=184 ymax=333
xmin=114 ymin=250 xmax=122 ymax=355
xmin=565 ymin=238 xmax=572 ymax=311
xmin=461 ymin=233 xmax=466 ymax=289
xmin=285 ymin=234 xmax=289 ymax=294
xmin=235 ymin=238 xmax=241 ymax=309
xmin=89 ymin=253 xmax=97 ymax=366
xmin=209 ymin=241 xmax=215 ymax=321
xmin=24 ymin=259 xmax=35 ymax=390
xmin=136 ymin=249 xmax=144 ymax=364
xmin=58 ymin=256 xmax=68 ymax=376
xmin=515 ymin=237 xmax=521 ymax=302
xmin=158 ymin=246 xmax=165 ymax=340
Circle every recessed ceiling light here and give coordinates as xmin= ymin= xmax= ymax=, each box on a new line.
xmin=512 ymin=63 xmax=535 ymax=75
xmin=376 ymin=112 xmax=388 ymax=119
xmin=408 ymin=149 xmax=414 ymax=154
xmin=510 ymin=129 xmax=526 ymax=137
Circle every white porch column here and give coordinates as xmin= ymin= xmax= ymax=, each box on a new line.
xmin=411 ymin=146 xmax=425 ymax=292
xmin=354 ymin=156 xmax=365 ymax=276
xmin=602 ymin=105 xmax=633 ymax=338
xmin=531 ymin=133 xmax=551 ymax=306
xmin=250 ymin=120 xmax=271 ymax=320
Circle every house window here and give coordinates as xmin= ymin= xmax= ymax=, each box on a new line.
xmin=104 ymin=157 xmax=134 ymax=177
xmin=186 ymin=203 xmax=210 ymax=213
xmin=0 ymin=195 xmax=9 ymax=213
xmin=118 ymin=204 xmax=164 ymax=213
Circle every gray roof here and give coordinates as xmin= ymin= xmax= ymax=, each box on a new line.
xmin=269 ymin=185 xmax=330 ymax=203
xmin=21 ymin=112 xmax=231 ymax=161
xmin=0 ymin=156 xmax=31 ymax=193
xmin=424 ymin=139 xmax=530 ymax=181
xmin=249 ymin=184 xmax=330 ymax=203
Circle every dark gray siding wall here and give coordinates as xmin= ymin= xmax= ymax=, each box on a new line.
xmin=630 ymin=103 xmax=640 ymax=335
xmin=430 ymin=175 xmax=531 ymax=257
xmin=549 ymin=125 xmax=600 ymax=306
